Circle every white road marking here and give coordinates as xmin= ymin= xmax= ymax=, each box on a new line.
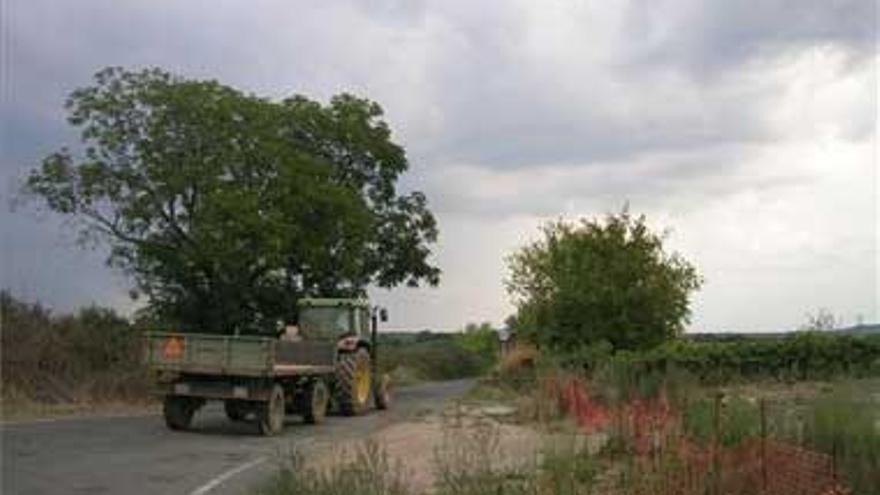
xmin=189 ymin=456 xmax=267 ymax=495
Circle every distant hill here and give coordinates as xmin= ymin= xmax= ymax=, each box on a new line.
xmin=836 ymin=323 xmax=880 ymax=335
xmin=378 ymin=330 xmax=455 ymax=345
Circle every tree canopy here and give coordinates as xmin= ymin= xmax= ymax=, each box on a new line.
xmin=506 ymin=209 xmax=701 ymax=352
xmin=25 ymin=67 xmax=440 ymax=333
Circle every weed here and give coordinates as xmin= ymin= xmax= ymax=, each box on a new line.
xmin=256 ymin=441 xmax=410 ymax=495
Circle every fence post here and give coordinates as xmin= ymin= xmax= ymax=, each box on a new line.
xmin=831 ymin=431 xmax=838 ymax=483
xmin=713 ymin=392 xmax=722 ymax=495
xmin=760 ymin=398 xmax=767 ymax=493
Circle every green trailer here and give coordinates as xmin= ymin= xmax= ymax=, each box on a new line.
xmin=144 ymin=298 xmax=389 ymax=435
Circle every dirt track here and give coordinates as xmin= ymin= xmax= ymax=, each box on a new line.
xmin=1 ymin=379 xmax=473 ymax=495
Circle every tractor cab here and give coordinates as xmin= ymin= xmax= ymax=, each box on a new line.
xmin=297 ymin=298 xmax=372 ymax=340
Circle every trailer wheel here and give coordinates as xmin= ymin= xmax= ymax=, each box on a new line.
xmin=302 ymin=379 xmax=329 ymax=424
xmin=335 ymin=348 xmax=372 ymax=416
xmin=224 ymin=400 xmax=249 ymax=422
xmin=257 ymin=384 xmax=285 ymax=436
xmin=164 ymin=396 xmax=197 ymax=430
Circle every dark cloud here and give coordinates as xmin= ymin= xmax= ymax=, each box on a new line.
xmin=1 ymin=203 xmax=134 ymax=315
xmin=622 ymin=0 xmax=876 ymax=75
xmin=405 ymin=0 xmax=874 ymax=172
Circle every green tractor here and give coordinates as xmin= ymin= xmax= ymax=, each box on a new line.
xmin=144 ymin=298 xmax=390 ymax=435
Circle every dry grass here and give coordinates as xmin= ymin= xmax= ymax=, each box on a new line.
xmin=1 ymin=394 xmax=158 ymax=423
xmin=1 ymin=292 xmax=151 ymax=420
xmin=498 ymin=345 xmax=540 ymax=376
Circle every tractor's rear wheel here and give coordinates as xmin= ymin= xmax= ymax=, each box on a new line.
xmin=335 ymin=348 xmax=372 ymax=416
xmin=302 ymin=379 xmax=329 ymax=424
xmin=257 ymin=384 xmax=285 ymax=436
xmin=163 ymin=396 xmax=198 ymax=431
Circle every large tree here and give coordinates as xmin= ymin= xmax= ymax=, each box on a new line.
xmin=506 ymin=209 xmax=701 ymax=352
xmin=25 ymin=67 xmax=439 ymax=333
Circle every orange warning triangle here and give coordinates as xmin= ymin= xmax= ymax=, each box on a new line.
xmin=163 ymin=336 xmax=184 ymax=359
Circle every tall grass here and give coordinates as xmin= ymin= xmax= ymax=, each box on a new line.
xmin=432 ymin=418 xmax=525 ymax=494
xmin=256 ymin=442 xmax=410 ymax=495
xmin=258 ymin=417 xmax=603 ymax=495
xmin=501 ymin=350 xmax=879 ymax=495
xmin=767 ymin=382 xmax=880 ymax=494
xmin=433 ymin=417 xmax=603 ymax=495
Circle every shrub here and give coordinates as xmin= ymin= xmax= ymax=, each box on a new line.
xmin=380 ymin=336 xmax=489 ymax=382
xmin=506 ymin=209 xmax=702 ymax=352
xmin=499 ymin=346 xmax=539 ymax=377
xmin=0 ymin=291 xmax=149 ymax=407
xmin=456 ymin=322 xmax=499 ymax=372
xmin=564 ymin=332 xmax=880 ymax=386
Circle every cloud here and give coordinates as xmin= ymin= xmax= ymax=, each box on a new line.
xmin=1 ymin=0 xmax=876 ymax=331
xmin=406 ymin=1 xmax=774 ymax=170
xmin=397 ymin=1 xmax=875 ymax=178
xmin=621 ymin=0 xmax=876 ymax=75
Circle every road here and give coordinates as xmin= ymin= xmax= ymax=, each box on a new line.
xmin=1 ymin=379 xmax=472 ymax=495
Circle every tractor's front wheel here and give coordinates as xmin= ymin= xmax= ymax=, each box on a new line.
xmin=335 ymin=348 xmax=372 ymax=416
xmin=257 ymin=384 xmax=285 ymax=436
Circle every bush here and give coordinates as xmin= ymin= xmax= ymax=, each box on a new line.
xmin=456 ymin=322 xmax=499 ymax=372
xmin=506 ymin=209 xmax=701 ymax=352
xmin=564 ymin=332 xmax=880 ymax=385
xmin=0 ymin=291 xmax=149 ymax=407
xmin=380 ymin=335 xmax=489 ymax=382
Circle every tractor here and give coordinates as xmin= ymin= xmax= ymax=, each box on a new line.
xmin=144 ymin=298 xmax=390 ymax=435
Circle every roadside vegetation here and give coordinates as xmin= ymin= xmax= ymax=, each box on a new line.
xmin=483 ymin=357 xmax=880 ymax=495
xmin=554 ymin=331 xmax=880 ymax=385
xmin=0 ymin=290 xmax=496 ymax=419
xmin=380 ymin=323 xmax=498 ymax=383
xmin=0 ymin=291 xmax=151 ymax=419
xmin=257 ymin=353 xmax=878 ymax=495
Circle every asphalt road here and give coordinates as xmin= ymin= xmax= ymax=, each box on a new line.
xmin=1 ymin=379 xmax=473 ymax=495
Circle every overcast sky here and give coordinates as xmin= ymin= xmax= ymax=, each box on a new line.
xmin=1 ymin=0 xmax=877 ymax=332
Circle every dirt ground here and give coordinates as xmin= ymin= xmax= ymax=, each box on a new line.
xmin=305 ymin=407 xmax=537 ymax=491
xmin=306 ymin=402 xmax=607 ymax=493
